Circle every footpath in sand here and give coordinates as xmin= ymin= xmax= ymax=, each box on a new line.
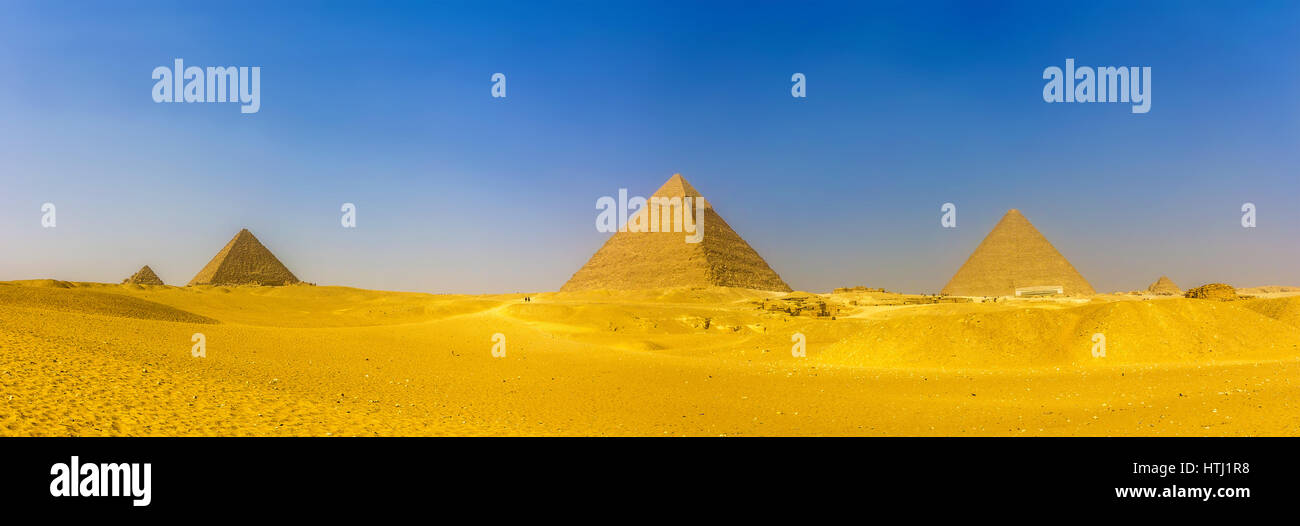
xmin=2 ymin=280 xmax=1299 ymax=436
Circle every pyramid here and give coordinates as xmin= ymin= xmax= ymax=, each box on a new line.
xmin=1146 ymin=276 xmax=1181 ymax=295
xmin=941 ymin=209 xmax=1094 ymax=297
xmin=122 ymin=265 xmax=165 ymax=286
xmin=561 ymin=174 xmax=791 ymax=292
xmin=187 ymin=229 xmax=300 ymax=286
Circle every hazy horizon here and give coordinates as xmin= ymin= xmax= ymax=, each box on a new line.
xmin=3 ymin=1 xmax=1297 ymax=294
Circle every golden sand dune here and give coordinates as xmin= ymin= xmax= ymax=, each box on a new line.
xmin=0 ymin=283 xmax=216 ymax=324
xmin=2 ymin=282 xmax=1299 ymax=436
xmin=61 ymin=282 xmax=501 ymax=328
xmin=1241 ymin=296 xmax=1300 ymax=328
xmin=823 ymin=298 xmax=1300 ymax=368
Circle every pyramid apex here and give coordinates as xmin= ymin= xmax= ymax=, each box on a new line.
xmin=1006 ymin=209 xmax=1022 ymax=215
xmin=652 ymin=173 xmax=701 ymax=198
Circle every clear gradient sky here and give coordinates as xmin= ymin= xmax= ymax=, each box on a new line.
xmin=1 ymin=1 xmax=1297 ymax=294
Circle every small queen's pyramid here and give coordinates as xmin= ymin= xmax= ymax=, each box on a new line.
xmin=123 ymin=265 xmax=165 ymax=286
xmin=188 ymin=229 xmax=300 ymax=286
xmin=941 ymin=209 xmax=1094 ymax=297
xmin=1146 ymin=276 xmax=1182 ymax=295
xmin=561 ymin=174 xmax=790 ymax=292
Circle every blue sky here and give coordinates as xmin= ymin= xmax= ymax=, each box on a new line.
xmin=1 ymin=0 xmax=1297 ymax=293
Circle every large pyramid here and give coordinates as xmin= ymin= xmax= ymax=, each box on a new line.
xmin=123 ymin=265 xmax=165 ymax=285
xmin=561 ymin=174 xmax=791 ymax=292
xmin=941 ymin=209 xmax=1094 ymax=297
xmin=188 ymin=229 xmax=300 ymax=286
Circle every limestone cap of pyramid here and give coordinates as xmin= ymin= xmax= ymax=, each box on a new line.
xmin=651 ymin=173 xmax=703 ymax=199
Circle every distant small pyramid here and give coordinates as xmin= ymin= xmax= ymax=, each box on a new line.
xmin=561 ymin=174 xmax=791 ymax=292
xmin=941 ymin=209 xmax=1094 ymax=297
xmin=1146 ymin=276 xmax=1181 ymax=295
xmin=188 ymin=229 xmax=300 ymax=286
xmin=123 ymin=265 xmax=165 ymax=286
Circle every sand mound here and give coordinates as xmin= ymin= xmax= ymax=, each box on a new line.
xmin=1185 ymin=283 xmax=1238 ymax=301
xmin=123 ymin=265 xmax=165 ymax=286
xmin=942 ymin=209 xmax=1094 ymax=297
xmin=1238 ymin=285 xmax=1300 ymax=295
xmin=188 ymin=229 xmax=300 ymax=286
xmin=103 ymin=284 xmax=496 ymax=328
xmin=1241 ymin=296 xmax=1300 ymax=328
xmin=561 ymin=174 xmax=791 ymax=293
xmin=820 ymin=298 xmax=1300 ymax=368
xmin=5 ymin=279 xmax=77 ymax=288
xmin=0 ymin=283 xmax=217 ymax=324
xmin=1146 ymin=276 xmax=1181 ymax=295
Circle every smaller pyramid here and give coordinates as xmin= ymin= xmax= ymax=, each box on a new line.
xmin=123 ymin=265 xmax=165 ymax=286
xmin=1146 ymin=276 xmax=1181 ymax=295
xmin=188 ymin=229 xmax=300 ymax=286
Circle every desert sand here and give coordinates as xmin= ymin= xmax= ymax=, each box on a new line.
xmin=3 ymin=279 xmax=1299 ymax=436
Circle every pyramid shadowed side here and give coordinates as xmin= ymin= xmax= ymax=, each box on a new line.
xmin=941 ymin=209 xmax=1094 ymax=297
xmin=188 ymin=229 xmax=300 ymax=286
xmin=561 ymin=174 xmax=790 ymax=292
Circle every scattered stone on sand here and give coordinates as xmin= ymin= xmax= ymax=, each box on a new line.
xmin=1185 ymin=283 xmax=1238 ymax=301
